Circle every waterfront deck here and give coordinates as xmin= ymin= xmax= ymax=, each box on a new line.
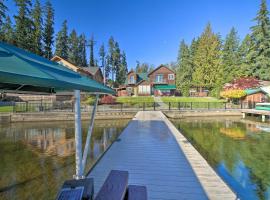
xmin=87 ymin=111 xmax=236 ymax=200
xmin=242 ymin=109 xmax=270 ymax=122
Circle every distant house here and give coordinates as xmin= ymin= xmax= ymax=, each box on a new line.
xmin=51 ymin=56 xmax=104 ymax=83
xmin=117 ymin=65 xmax=176 ymax=96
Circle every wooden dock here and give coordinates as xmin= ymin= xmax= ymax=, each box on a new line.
xmin=242 ymin=109 xmax=270 ymax=122
xmin=87 ymin=111 xmax=236 ymax=200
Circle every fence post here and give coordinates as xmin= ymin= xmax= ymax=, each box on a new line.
xmin=26 ymin=101 xmax=28 ymax=112
xmin=153 ymin=102 xmax=156 ymax=111
xmin=13 ymin=102 xmax=15 ymax=113
xmin=143 ymin=102 xmax=145 ymax=111
xmin=191 ymin=102 xmax=192 ymax=110
xmin=178 ymin=102 xmax=180 ymax=110
xmin=224 ymin=102 xmax=227 ymax=110
xmin=169 ymin=102 xmax=171 ymax=110
xmin=208 ymin=102 xmax=210 ymax=110
xmin=241 ymin=101 xmax=243 ymax=109
xmin=121 ymin=103 xmax=123 ymax=112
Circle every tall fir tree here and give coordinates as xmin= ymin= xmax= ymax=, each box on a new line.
xmin=105 ymin=54 xmax=111 ymax=83
xmin=43 ymin=0 xmax=54 ymax=59
xmin=108 ymin=36 xmax=115 ymax=81
xmin=55 ymin=20 xmax=68 ymax=59
xmin=118 ymin=51 xmax=128 ymax=85
xmin=238 ymin=34 xmax=253 ymax=77
xmin=89 ymin=35 xmax=95 ymax=66
xmin=247 ymin=0 xmax=270 ymax=80
xmin=78 ymin=34 xmax=87 ymax=67
xmin=14 ymin=0 xmax=33 ymax=51
xmin=222 ymin=27 xmax=240 ymax=82
xmin=1 ymin=16 xmax=13 ymax=44
xmin=176 ymin=40 xmax=193 ymax=96
xmin=99 ymin=44 xmax=106 ymax=84
xmin=192 ymin=23 xmax=223 ymax=96
xmin=31 ymin=0 xmax=43 ymax=55
xmin=113 ymin=41 xmax=121 ymax=86
xmin=0 ymin=0 xmax=7 ymax=40
xmin=68 ymin=29 xmax=79 ymax=65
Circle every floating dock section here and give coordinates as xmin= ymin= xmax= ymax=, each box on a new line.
xmin=88 ymin=111 xmax=236 ymax=200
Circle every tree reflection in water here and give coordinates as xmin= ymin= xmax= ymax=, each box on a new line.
xmin=0 ymin=119 xmax=129 ymax=200
xmin=172 ymin=116 xmax=270 ymax=200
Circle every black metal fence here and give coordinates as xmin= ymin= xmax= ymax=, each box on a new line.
xmin=0 ymin=101 xmax=255 ymax=113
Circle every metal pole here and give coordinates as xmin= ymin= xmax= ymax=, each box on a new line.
xmin=74 ymin=90 xmax=83 ymax=179
xmin=82 ymin=94 xmax=99 ymax=173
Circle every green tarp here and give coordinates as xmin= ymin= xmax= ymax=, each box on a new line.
xmin=0 ymin=42 xmax=114 ymax=94
xmin=245 ymin=88 xmax=262 ymax=95
xmin=154 ymin=84 xmax=176 ymax=90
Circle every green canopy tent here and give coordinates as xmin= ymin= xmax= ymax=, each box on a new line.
xmin=0 ymin=42 xmax=114 ymax=179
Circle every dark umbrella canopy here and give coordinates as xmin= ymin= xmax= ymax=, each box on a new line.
xmin=0 ymin=42 xmax=114 ymax=94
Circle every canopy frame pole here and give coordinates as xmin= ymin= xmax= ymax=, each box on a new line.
xmin=74 ymin=89 xmax=83 ymax=179
xmin=81 ymin=94 xmax=99 ymax=173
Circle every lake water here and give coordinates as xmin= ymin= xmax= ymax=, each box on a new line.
xmin=172 ymin=116 xmax=270 ymax=200
xmin=0 ymin=119 xmax=129 ymax=200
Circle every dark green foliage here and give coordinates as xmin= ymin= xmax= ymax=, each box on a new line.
xmin=78 ymin=34 xmax=87 ymax=67
xmin=99 ymin=44 xmax=106 ymax=83
xmin=67 ymin=29 xmax=79 ymax=65
xmin=238 ymin=34 xmax=253 ymax=76
xmin=43 ymin=0 xmax=54 ymax=59
xmin=55 ymin=20 xmax=68 ymax=59
xmin=1 ymin=16 xmax=13 ymax=43
xmin=248 ymin=0 xmax=270 ymax=80
xmin=117 ymin=51 xmax=128 ymax=85
xmin=31 ymin=0 xmax=43 ymax=55
xmin=89 ymin=35 xmax=95 ymax=66
xmin=105 ymin=54 xmax=111 ymax=82
xmin=14 ymin=0 xmax=34 ymax=51
xmin=0 ymin=0 xmax=7 ymax=28
xmin=222 ymin=27 xmax=240 ymax=82
xmin=135 ymin=61 xmax=152 ymax=73
xmin=176 ymin=40 xmax=193 ymax=96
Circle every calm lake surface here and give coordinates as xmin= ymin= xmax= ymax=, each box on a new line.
xmin=172 ymin=116 xmax=270 ymax=200
xmin=0 ymin=119 xmax=129 ymax=200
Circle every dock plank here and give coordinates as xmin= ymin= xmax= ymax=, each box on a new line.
xmin=88 ymin=111 xmax=236 ymax=200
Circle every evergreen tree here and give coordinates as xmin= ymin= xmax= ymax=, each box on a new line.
xmin=238 ymin=34 xmax=253 ymax=77
xmin=176 ymin=40 xmax=193 ymax=96
xmin=105 ymin=54 xmax=111 ymax=83
xmin=192 ymin=23 xmax=223 ymax=96
xmin=222 ymin=27 xmax=240 ymax=82
xmin=0 ymin=0 xmax=7 ymax=35
xmin=248 ymin=0 xmax=270 ymax=80
xmin=117 ymin=51 xmax=128 ymax=85
xmin=108 ymin=36 xmax=115 ymax=81
xmin=99 ymin=44 xmax=106 ymax=84
xmin=43 ymin=0 xmax=54 ymax=59
xmin=31 ymin=0 xmax=43 ymax=55
xmin=114 ymin=41 xmax=121 ymax=86
xmin=14 ymin=0 xmax=33 ymax=51
xmin=55 ymin=20 xmax=68 ymax=59
xmin=68 ymin=29 xmax=79 ymax=65
xmin=1 ymin=16 xmax=13 ymax=43
xmin=89 ymin=35 xmax=95 ymax=66
xmin=78 ymin=34 xmax=87 ymax=67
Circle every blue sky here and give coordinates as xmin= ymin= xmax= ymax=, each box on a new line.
xmin=5 ymin=0 xmax=263 ymax=69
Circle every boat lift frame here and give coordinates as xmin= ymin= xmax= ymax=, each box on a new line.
xmin=74 ymin=90 xmax=99 ymax=179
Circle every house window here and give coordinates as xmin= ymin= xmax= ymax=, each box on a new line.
xmin=168 ymin=74 xmax=174 ymax=80
xmin=129 ymin=75 xmax=135 ymax=84
xmin=155 ymin=74 xmax=164 ymax=83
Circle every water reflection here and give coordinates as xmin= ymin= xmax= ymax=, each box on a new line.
xmin=172 ymin=117 xmax=270 ymax=200
xmin=0 ymin=120 xmax=129 ymax=200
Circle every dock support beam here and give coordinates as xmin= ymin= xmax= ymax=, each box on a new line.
xmin=262 ymin=115 xmax=266 ymax=122
xmin=242 ymin=113 xmax=245 ymax=119
xmin=74 ymin=90 xmax=83 ymax=179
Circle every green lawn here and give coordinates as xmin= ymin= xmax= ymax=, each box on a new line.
xmin=161 ymin=97 xmax=226 ymax=102
xmin=116 ymin=96 xmax=154 ymax=103
xmin=0 ymin=106 xmax=13 ymax=112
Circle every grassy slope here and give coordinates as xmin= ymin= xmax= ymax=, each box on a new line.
xmin=161 ymin=97 xmax=226 ymax=102
xmin=116 ymin=96 xmax=154 ymax=103
xmin=0 ymin=106 xmax=13 ymax=112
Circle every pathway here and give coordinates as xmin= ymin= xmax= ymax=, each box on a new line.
xmin=87 ymin=111 xmax=236 ymax=200
xmin=153 ymin=96 xmax=168 ymax=110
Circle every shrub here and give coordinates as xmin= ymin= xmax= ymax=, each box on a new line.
xmin=220 ymin=89 xmax=246 ymax=99
xmin=100 ymin=95 xmax=116 ymax=104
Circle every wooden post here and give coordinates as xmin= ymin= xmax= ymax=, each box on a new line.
xmin=242 ymin=113 xmax=245 ymax=119
xmin=262 ymin=115 xmax=266 ymax=122
xmin=169 ymin=102 xmax=171 ymax=110
xmin=178 ymin=102 xmax=180 ymax=110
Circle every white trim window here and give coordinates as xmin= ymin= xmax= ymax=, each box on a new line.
xmin=155 ymin=74 xmax=164 ymax=83
xmin=168 ymin=74 xmax=175 ymax=80
xmin=129 ymin=75 xmax=135 ymax=84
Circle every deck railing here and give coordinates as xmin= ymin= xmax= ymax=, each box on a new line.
xmin=0 ymin=101 xmax=255 ymax=113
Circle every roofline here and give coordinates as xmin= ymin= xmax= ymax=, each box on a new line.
xmin=51 ymin=55 xmax=79 ymax=69
xmin=148 ymin=65 xmax=175 ymax=76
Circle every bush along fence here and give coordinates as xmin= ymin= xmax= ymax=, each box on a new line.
xmin=0 ymin=101 xmax=257 ymax=113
